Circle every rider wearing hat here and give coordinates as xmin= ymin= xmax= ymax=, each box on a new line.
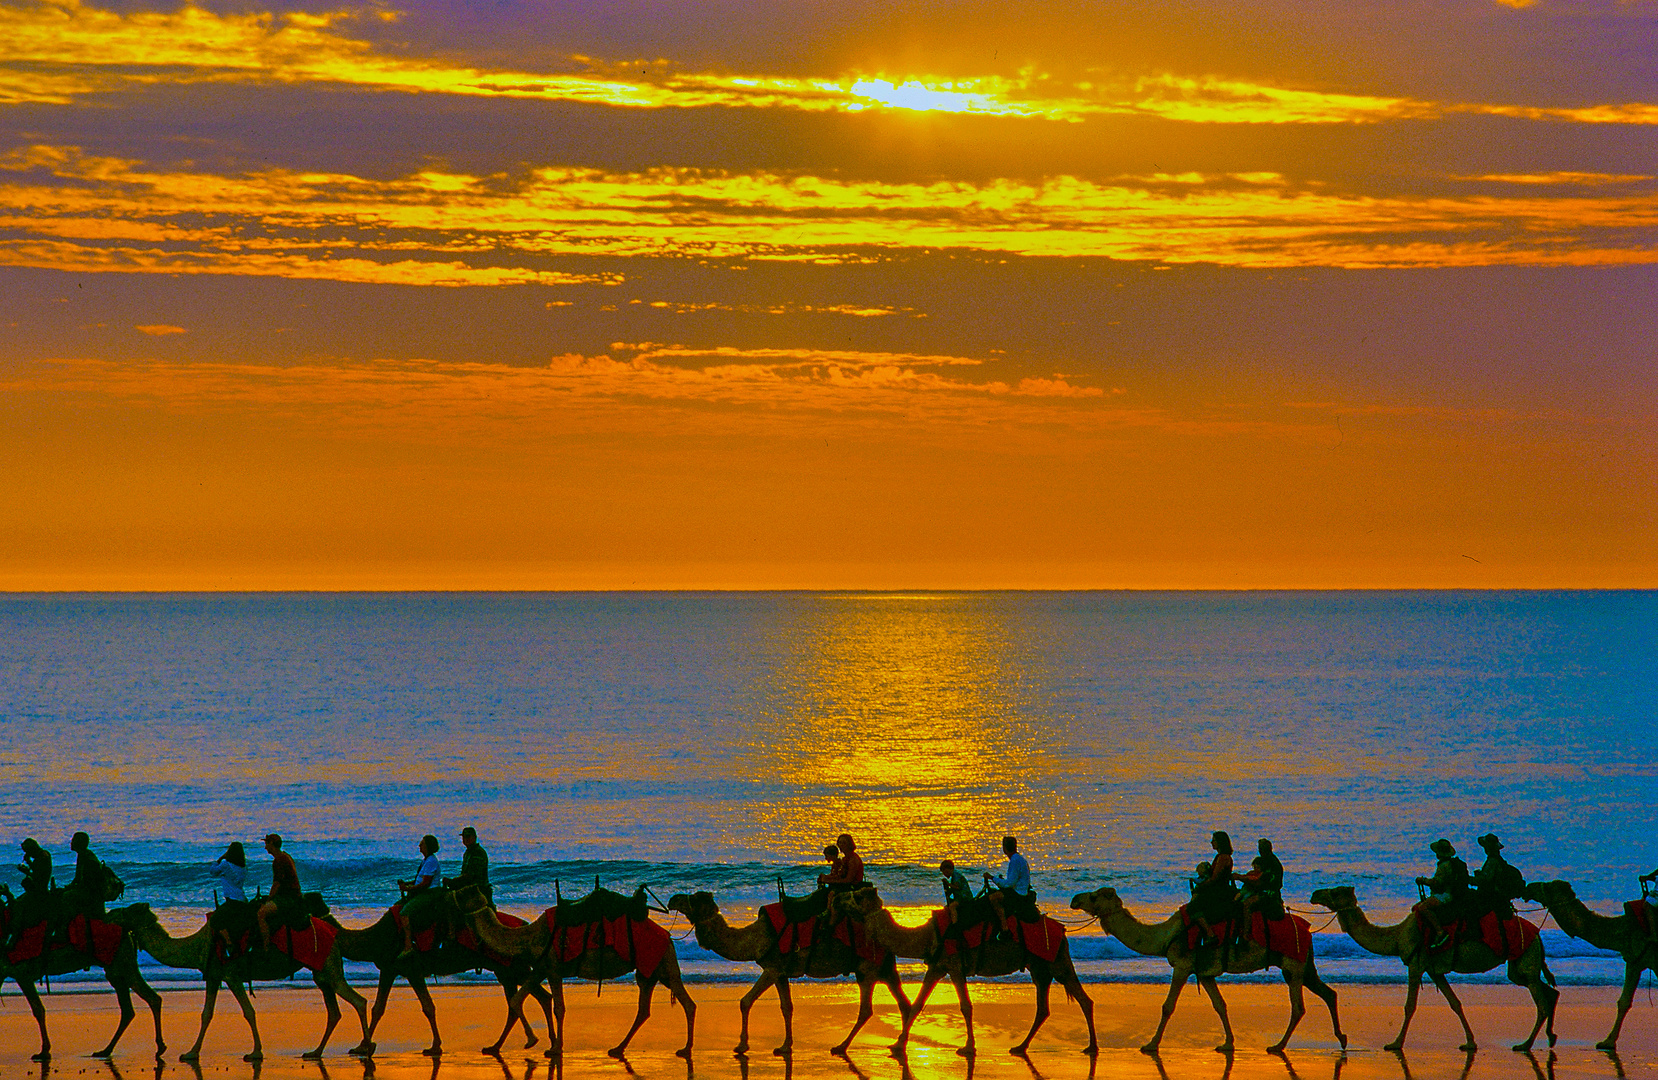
xmin=446 ymin=826 xmax=491 ymax=904
xmin=1471 ymin=833 xmax=1526 ymax=918
xmin=1414 ymin=838 xmax=1470 ymax=949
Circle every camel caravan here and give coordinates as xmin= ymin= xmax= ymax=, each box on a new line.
xmin=2 ymin=826 xmax=1654 ymax=1064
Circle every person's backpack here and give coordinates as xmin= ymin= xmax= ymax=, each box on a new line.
xmin=99 ymin=862 xmax=126 ymax=902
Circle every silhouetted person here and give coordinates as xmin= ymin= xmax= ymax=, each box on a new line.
xmin=256 ymin=833 xmax=301 ymax=951
xmin=816 ymin=844 xmax=841 ymax=887
xmin=940 ymin=860 xmax=973 ymax=906
xmin=1190 ymin=831 xmax=1235 ymax=945
xmin=1235 ymin=838 xmax=1285 ymax=923
xmin=1471 ymin=833 xmax=1525 ymax=917
xmin=1415 ymin=838 xmax=1469 ymax=949
xmin=397 ymin=833 xmax=442 ymax=959
xmin=446 ymin=826 xmax=491 ymax=903
xmin=987 ymin=835 xmax=1037 ymax=923
xmin=821 ymin=834 xmax=863 ymax=890
xmin=1640 ymin=867 xmax=1658 ymax=947
xmin=64 ymin=831 xmax=105 ymax=919
xmin=212 ymin=842 xmax=248 ymax=903
xmin=7 ymin=838 xmax=52 ymax=946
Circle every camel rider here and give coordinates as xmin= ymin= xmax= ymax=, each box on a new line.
xmin=1471 ymin=833 xmax=1526 ymax=918
xmin=816 ymin=844 xmax=841 ymax=887
xmin=1190 ymin=831 xmax=1236 ymax=946
xmin=63 ymin=831 xmax=106 ymax=921
xmin=1234 ymin=838 xmax=1286 ymax=922
xmin=820 ymin=834 xmax=863 ymax=891
xmin=212 ymin=842 xmax=249 ymax=905
xmin=396 ymin=834 xmax=444 ymax=960
xmin=986 ymin=835 xmax=1038 ymax=923
xmin=256 ymin=833 xmax=302 ymax=952
xmin=445 ymin=826 xmax=491 ymax=904
xmin=6 ymin=838 xmax=52 ymax=947
xmin=1640 ymin=868 xmax=1658 ymax=946
xmin=940 ymin=860 xmax=974 ymax=906
xmin=1414 ymin=838 xmax=1470 ymax=949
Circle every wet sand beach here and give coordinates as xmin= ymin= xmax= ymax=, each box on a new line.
xmin=2 ymin=983 xmax=1652 ymax=1080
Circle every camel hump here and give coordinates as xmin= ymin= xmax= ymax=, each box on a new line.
xmin=775 ymin=887 xmax=830 ymax=925
xmin=556 ymin=884 xmax=648 ymax=926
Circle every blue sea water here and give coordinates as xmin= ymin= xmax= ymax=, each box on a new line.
xmin=0 ymin=591 xmax=1653 ymax=989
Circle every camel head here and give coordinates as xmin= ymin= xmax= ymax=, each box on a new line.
xmin=1522 ymin=879 xmax=1575 ymax=906
xmin=1069 ymin=887 xmax=1123 ymax=918
xmin=104 ymin=902 xmax=159 ymax=933
xmin=830 ymin=885 xmax=883 ymax=923
xmin=450 ymin=883 xmax=491 ymax=916
xmin=667 ymin=891 xmax=720 ymax=924
xmin=1309 ymin=886 xmax=1357 ymax=912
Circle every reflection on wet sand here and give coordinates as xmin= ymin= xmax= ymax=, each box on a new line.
xmin=738 ymin=595 xmax=1061 ymax=865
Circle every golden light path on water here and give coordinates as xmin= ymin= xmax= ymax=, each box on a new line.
xmin=737 ymin=594 xmax=1068 ymax=868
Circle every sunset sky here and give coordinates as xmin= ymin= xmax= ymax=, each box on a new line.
xmin=1 ymin=0 xmax=1653 ymax=589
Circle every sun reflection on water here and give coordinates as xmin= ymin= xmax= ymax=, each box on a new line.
xmin=736 ymin=594 xmax=1066 ymax=868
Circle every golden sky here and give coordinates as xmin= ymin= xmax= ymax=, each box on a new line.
xmin=1 ymin=0 xmax=1653 ymax=588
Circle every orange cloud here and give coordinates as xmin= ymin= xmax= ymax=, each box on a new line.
xmin=2 ymin=1 xmax=1655 ymax=127
xmin=134 ymin=323 xmax=186 ymax=335
xmin=5 ymin=146 xmax=1657 ymax=271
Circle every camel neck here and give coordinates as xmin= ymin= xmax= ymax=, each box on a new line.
xmin=141 ymin=921 xmax=213 ymax=969
xmin=1334 ymin=903 xmax=1410 ymax=958
xmin=864 ymin=909 xmax=936 ymax=960
xmin=1546 ymin=895 xmax=1629 ymax=954
xmin=688 ymin=910 xmax=768 ymax=963
xmin=1104 ymin=905 xmax=1182 ymax=957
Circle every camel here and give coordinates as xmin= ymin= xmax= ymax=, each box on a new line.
xmin=330 ymin=900 xmax=555 ymax=1056
xmin=452 ymin=884 xmax=696 ymax=1058
xmin=105 ymin=902 xmax=372 ymax=1061
xmin=1523 ymin=880 xmax=1657 ymax=1050
xmin=1310 ymin=886 xmax=1556 ymax=1052
xmin=0 ymin=896 xmax=164 ymax=1061
xmin=1070 ymin=886 xmax=1342 ymax=1055
xmin=828 ymin=885 xmax=1096 ymax=1058
xmin=667 ymin=890 xmax=912 ymax=1057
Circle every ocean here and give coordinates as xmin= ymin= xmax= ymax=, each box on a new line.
xmin=1 ymin=591 xmax=1653 ymax=989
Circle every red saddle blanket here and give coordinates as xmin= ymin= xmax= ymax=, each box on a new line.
xmin=929 ymin=910 xmax=1067 ymax=964
xmin=5 ymin=915 xmax=123 ymax=967
xmin=223 ymin=916 xmax=338 ymax=971
xmin=761 ymin=904 xmax=884 ymax=964
xmin=453 ymin=911 xmax=526 ymax=966
xmin=1179 ymin=907 xmax=1313 ymax=963
xmin=1625 ymin=901 xmax=1652 ymax=936
xmin=538 ymin=911 xmax=670 ymax=980
xmin=1410 ymin=908 xmax=1539 ymax=959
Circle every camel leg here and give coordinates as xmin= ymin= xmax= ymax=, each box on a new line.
xmin=1598 ymin=962 xmax=1642 ymax=1050
xmin=1510 ymin=960 xmax=1558 ymax=1052
xmin=112 ymin=963 xmax=165 ymax=1059
xmin=511 ymin=978 xmax=551 ymax=1049
xmin=333 ymin=962 xmax=374 ymax=1056
xmin=774 ymin=975 xmax=795 ymax=1056
xmin=1428 ymin=970 xmax=1477 ymax=1051
xmin=137 ymin=973 xmax=166 ymax=1057
xmin=608 ymin=976 xmax=655 ymax=1058
xmin=1304 ymin=962 xmax=1347 ymax=1049
xmin=732 ymin=969 xmax=774 ymax=1055
xmin=880 ymin=959 xmax=913 ymax=1023
xmin=1268 ymin=970 xmax=1306 ymax=1054
xmin=1385 ymin=967 xmax=1425 ymax=1051
xmin=662 ymin=960 xmax=697 ymax=1058
xmin=92 ymin=972 xmax=138 ymax=1057
xmin=1011 ymin=968 xmax=1052 ymax=1056
xmin=1142 ymin=970 xmax=1190 ymax=1054
xmin=19 ymin=980 xmax=50 ymax=1061
xmin=1199 ymin=975 xmax=1235 ymax=1053
xmin=489 ymin=976 xmax=537 ymax=1055
xmin=1060 ymin=968 xmax=1098 ymax=1055
xmin=305 ymin=973 xmax=344 ymax=1059
xmin=543 ymin=978 xmax=567 ymax=1057
xmin=831 ymin=973 xmax=877 ymax=1057
xmin=409 ymin=974 xmax=442 ymax=1055
xmin=225 ymin=980 xmax=264 ymax=1063
xmin=893 ymin=969 xmax=944 ymax=1055
xmin=948 ymin=968 xmax=977 ymax=1058
xmin=364 ymin=970 xmax=396 ymax=1044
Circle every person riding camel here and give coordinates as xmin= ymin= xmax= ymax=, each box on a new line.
xmin=6 ymin=838 xmax=52 ymax=948
xmin=1234 ymin=838 xmax=1286 ymax=925
xmin=819 ymin=834 xmax=863 ymax=890
xmin=1640 ymin=867 xmax=1658 ymax=947
xmin=445 ymin=826 xmax=491 ymax=905
xmin=63 ymin=831 xmax=106 ymax=921
xmin=1189 ymin=831 xmax=1237 ymax=947
xmin=816 ymin=844 xmax=841 ymax=887
xmin=986 ymin=835 xmax=1037 ymax=924
xmin=396 ymin=834 xmax=443 ymax=960
xmin=1470 ymin=833 xmax=1526 ymax=918
xmin=256 ymin=833 xmax=302 ymax=952
xmin=1414 ymin=838 xmax=1470 ymax=950
xmin=209 ymin=842 xmax=251 ymax=954
xmin=940 ymin=859 xmax=974 ymax=907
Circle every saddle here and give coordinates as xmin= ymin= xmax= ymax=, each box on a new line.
xmin=554 ymin=885 xmax=648 ymax=928
xmin=776 ymin=887 xmax=830 ymax=924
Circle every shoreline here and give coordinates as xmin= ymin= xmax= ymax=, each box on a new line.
xmin=2 ymin=982 xmax=1652 ymax=1078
